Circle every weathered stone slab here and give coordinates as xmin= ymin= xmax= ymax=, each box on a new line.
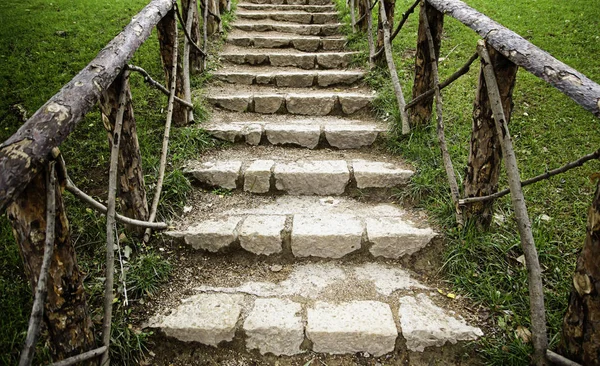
xmin=206 ymin=124 xmax=243 ymax=143
xmin=245 ymin=53 xmax=269 ymax=65
xmin=292 ymin=38 xmax=320 ymax=52
xmin=253 ymin=37 xmax=291 ymax=48
xmin=213 ymin=71 xmax=255 ymax=85
xmin=244 ymin=160 xmax=274 ymax=194
xmin=286 ymin=93 xmax=336 ymax=115
xmin=236 ymin=12 xmax=268 ymax=20
xmin=276 ymin=72 xmax=316 ymax=87
xmin=190 ymin=160 xmax=242 ymax=189
xmin=265 ymin=124 xmax=321 ymax=148
xmin=338 ymin=94 xmax=373 ymax=114
xmin=316 ymin=53 xmax=352 ymax=69
xmin=308 ymin=0 xmax=331 ymax=5
xmin=325 ymin=125 xmax=380 ymax=149
xmin=399 ymin=294 xmax=483 ymax=352
xmin=269 ymin=54 xmax=315 ymax=69
xmin=317 ymin=71 xmax=363 ymax=87
xmin=254 ymin=94 xmax=284 ymax=114
xmin=274 ymin=160 xmax=349 ymax=195
xmin=291 ymin=214 xmax=362 ymax=258
xmin=244 ymin=298 xmax=304 ymax=355
xmin=312 ymin=13 xmax=338 ymax=24
xmin=366 ymin=216 xmax=436 ymax=258
xmin=256 ymin=73 xmax=274 ymax=84
xmin=272 ymin=12 xmax=312 ymax=24
xmin=243 ymin=124 xmax=263 ymax=145
xmin=207 ymin=95 xmax=251 ymax=112
xmin=182 ymin=216 xmax=242 ymax=252
xmin=306 ymin=301 xmax=397 ymax=356
xmin=239 ymin=215 xmax=286 ymax=255
xmin=321 ymin=24 xmax=341 ymax=36
xmin=321 ymin=38 xmax=346 ymax=50
xmin=233 ymin=23 xmax=273 ymax=32
xmin=157 ymin=294 xmax=244 ymax=346
xmin=352 ymin=160 xmax=413 ymax=188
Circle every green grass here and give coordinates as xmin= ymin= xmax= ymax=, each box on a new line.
xmin=0 ymin=0 xmax=225 ymax=364
xmin=337 ymin=0 xmax=600 ymax=364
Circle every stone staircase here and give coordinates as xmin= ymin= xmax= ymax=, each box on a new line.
xmin=146 ymin=0 xmax=483 ymax=364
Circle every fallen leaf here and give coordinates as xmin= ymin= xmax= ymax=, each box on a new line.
xmin=516 ymin=325 xmax=532 ymax=343
xmin=516 ymin=255 xmax=527 ymax=266
xmin=446 ymin=293 xmax=456 ymax=299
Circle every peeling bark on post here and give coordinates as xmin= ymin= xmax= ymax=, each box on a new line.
xmin=99 ymin=71 xmax=149 ymax=233
xmin=356 ymin=0 xmax=369 ymax=31
xmin=204 ymin=0 xmax=220 ymax=36
xmin=561 ymin=177 xmax=600 ymax=366
xmin=375 ymin=0 xmax=394 ymax=65
xmin=157 ymin=9 xmax=188 ymax=126
xmin=7 ymin=168 xmax=95 ymax=362
xmin=409 ymin=1 xmax=443 ymax=126
xmin=463 ymin=45 xmax=518 ymax=227
xmin=182 ymin=0 xmax=203 ymax=73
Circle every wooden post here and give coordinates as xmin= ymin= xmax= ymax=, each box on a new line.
xmin=99 ymin=70 xmax=149 ymax=234
xmin=409 ymin=1 xmax=443 ymax=126
xmin=560 ymin=176 xmax=600 ymax=365
xmin=376 ymin=0 xmax=395 ymax=65
xmin=182 ymin=0 xmax=203 ymax=73
xmin=205 ymin=0 xmax=220 ymax=36
xmin=7 ymin=164 xmax=95 ymax=362
xmin=463 ymin=45 xmax=518 ymax=227
xmin=356 ymin=0 xmax=368 ymax=31
xmin=157 ymin=9 xmax=188 ymax=126
xmin=351 ymin=0 xmax=356 ymax=32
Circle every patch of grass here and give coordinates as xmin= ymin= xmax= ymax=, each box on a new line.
xmin=337 ymin=0 xmax=600 ymax=364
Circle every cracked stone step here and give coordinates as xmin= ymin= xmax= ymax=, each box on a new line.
xmin=213 ymin=67 xmax=364 ymax=87
xmin=220 ymin=47 xmax=357 ymax=69
xmin=185 ymin=157 xmax=412 ymax=195
xmin=226 ymin=32 xmax=346 ymax=51
xmin=232 ymin=21 xmax=342 ymax=36
xmin=205 ymin=118 xmax=385 ymax=149
xmin=243 ymin=0 xmax=334 ymax=5
xmin=236 ymin=11 xmax=338 ymax=24
xmin=149 ymin=262 xmax=483 ymax=357
xmin=237 ymin=3 xmax=336 ymax=12
xmin=204 ymin=91 xmax=374 ymax=116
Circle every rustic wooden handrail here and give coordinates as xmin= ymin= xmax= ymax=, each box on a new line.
xmin=0 ymin=0 xmax=175 ymax=212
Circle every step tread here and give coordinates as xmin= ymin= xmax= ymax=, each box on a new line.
xmin=237 ymin=3 xmax=336 ymax=11
xmin=227 ymin=30 xmax=345 ymax=40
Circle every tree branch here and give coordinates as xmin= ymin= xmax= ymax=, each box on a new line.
xmin=373 ymin=0 xmax=419 ymax=59
xmin=127 ymin=65 xmax=194 ymax=109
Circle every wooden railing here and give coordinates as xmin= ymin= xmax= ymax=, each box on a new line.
xmin=348 ymin=0 xmax=600 ymax=365
xmin=0 ymin=0 xmax=230 ymax=364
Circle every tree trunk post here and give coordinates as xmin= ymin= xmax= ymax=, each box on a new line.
xmin=182 ymin=0 xmax=204 ymax=73
xmin=7 ymin=163 xmax=95 ymax=362
xmin=560 ymin=176 xmax=600 ymax=365
xmin=463 ymin=45 xmax=518 ymax=227
xmin=409 ymin=1 xmax=443 ymax=126
xmin=205 ymin=0 xmax=220 ymax=36
xmin=99 ymin=70 xmax=149 ymax=234
xmin=157 ymin=9 xmax=188 ymax=126
xmin=376 ymin=0 xmax=395 ymax=66
xmin=356 ymin=0 xmax=368 ymax=31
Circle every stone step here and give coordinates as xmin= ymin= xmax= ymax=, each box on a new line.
xmin=167 ymin=196 xmax=434 ymax=259
xmin=226 ymin=31 xmax=346 ymax=51
xmin=236 ymin=11 xmax=338 ymax=24
xmin=204 ymin=89 xmax=374 ymax=116
xmin=148 ymin=261 xmax=483 ymax=358
xmin=243 ymin=0 xmax=333 ymax=5
xmin=220 ymin=47 xmax=357 ymax=69
xmin=205 ymin=116 xmax=385 ymax=149
xmin=232 ymin=21 xmax=342 ymax=36
xmin=212 ymin=66 xmax=364 ymax=87
xmin=237 ymin=2 xmax=336 ymax=12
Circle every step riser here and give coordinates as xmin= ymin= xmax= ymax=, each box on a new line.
xmin=227 ymin=36 xmax=345 ymax=51
xmin=243 ymin=0 xmax=333 ymax=5
xmin=213 ymin=71 xmax=363 ymax=87
xmin=233 ymin=23 xmax=341 ymax=36
xmin=222 ymin=52 xmax=354 ymax=69
xmin=237 ymin=4 xmax=336 ymax=12
xmin=206 ymin=93 xmax=373 ymax=116
xmin=207 ymin=123 xmax=384 ymax=149
xmin=236 ymin=12 xmax=338 ymax=24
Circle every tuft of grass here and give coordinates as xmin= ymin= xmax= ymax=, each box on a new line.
xmin=126 ymin=252 xmax=172 ymax=299
xmin=337 ymin=0 xmax=600 ymax=364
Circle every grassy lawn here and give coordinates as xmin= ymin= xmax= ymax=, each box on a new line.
xmin=0 ymin=0 xmax=222 ymax=364
xmin=337 ymin=0 xmax=600 ymax=364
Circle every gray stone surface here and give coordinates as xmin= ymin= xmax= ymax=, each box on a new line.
xmin=269 ymin=54 xmax=315 ymax=69
xmin=292 ymin=38 xmax=320 ymax=52
xmin=321 ymin=38 xmax=346 ymax=50
xmin=316 ymin=53 xmax=352 ymax=69
xmin=265 ymin=124 xmax=321 ymax=148
xmin=399 ymin=293 xmax=483 ymax=352
xmin=207 ymin=124 xmax=243 ymax=142
xmin=338 ymin=94 xmax=373 ymax=114
xmin=325 ymin=125 xmax=380 ymax=149
xmin=352 ymin=160 xmax=413 ymax=188
xmin=306 ymin=301 xmax=398 ymax=356
xmin=239 ymin=215 xmax=286 ymax=255
xmin=182 ymin=216 xmax=242 ymax=252
xmin=254 ymin=94 xmax=284 ymax=114
xmin=291 ymin=214 xmax=363 ymax=258
xmin=157 ymin=294 xmax=244 ymax=346
xmin=256 ymin=73 xmax=274 ymax=84
xmin=317 ymin=71 xmax=363 ymax=86
xmin=243 ymin=298 xmax=304 ymax=356
xmin=276 ymin=72 xmax=315 ymax=87
xmin=367 ymin=216 xmax=436 ymax=258
xmin=190 ymin=160 xmax=242 ymax=189
xmin=286 ymin=93 xmax=336 ymax=115
xmin=272 ymin=12 xmax=312 ymax=24
xmin=207 ymin=95 xmax=251 ymax=112
xmin=245 ymin=53 xmax=269 ymax=65
xmin=274 ymin=160 xmax=349 ymax=195
xmin=244 ymin=159 xmax=274 ymax=193
xmin=253 ymin=37 xmax=291 ymax=48
xmin=214 ymin=71 xmax=255 ymax=84
xmin=312 ymin=13 xmax=338 ymax=24
xmin=243 ymin=124 xmax=263 ymax=145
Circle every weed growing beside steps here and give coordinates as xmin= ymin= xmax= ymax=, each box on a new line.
xmin=0 ymin=0 xmax=228 ymax=363
xmin=337 ymin=0 xmax=600 ymax=364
